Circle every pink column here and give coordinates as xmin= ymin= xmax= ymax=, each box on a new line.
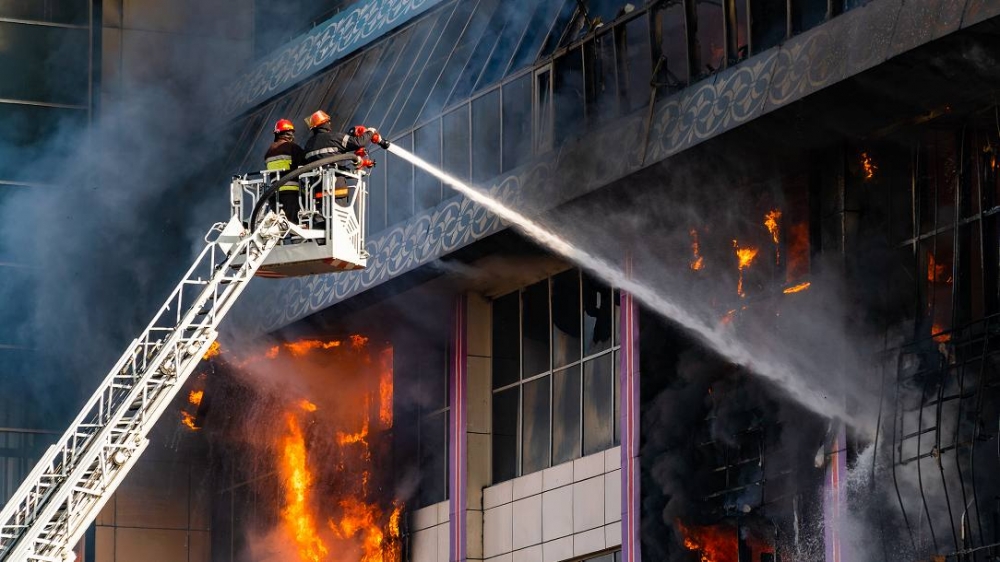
xmin=620 ymin=260 xmax=641 ymax=562
xmin=448 ymin=296 xmax=468 ymax=562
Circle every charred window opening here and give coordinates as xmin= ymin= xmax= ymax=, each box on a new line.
xmin=491 ymin=269 xmax=621 ymax=482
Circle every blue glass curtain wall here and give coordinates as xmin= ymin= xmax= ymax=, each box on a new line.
xmin=225 ymin=0 xmax=873 ymax=235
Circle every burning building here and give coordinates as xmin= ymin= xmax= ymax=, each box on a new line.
xmin=4 ymin=0 xmax=1000 ymax=561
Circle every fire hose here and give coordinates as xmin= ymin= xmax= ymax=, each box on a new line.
xmin=249 ymin=153 xmax=363 ymax=232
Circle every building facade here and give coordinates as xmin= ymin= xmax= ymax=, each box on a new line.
xmin=3 ymin=0 xmax=1000 ymax=561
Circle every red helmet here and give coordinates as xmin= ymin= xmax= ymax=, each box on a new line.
xmin=306 ymin=110 xmax=331 ymax=130
xmin=273 ymin=119 xmax=295 ymax=134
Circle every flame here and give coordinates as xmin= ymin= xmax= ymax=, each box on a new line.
xmin=337 ymin=415 xmax=370 ymax=447
xmin=689 ymin=229 xmax=705 ymax=271
xmin=329 ymin=500 xmax=403 ymax=562
xmin=188 ymin=390 xmax=204 ymax=407
xmin=180 ymin=410 xmax=199 ymax=431
xmin=266 ymin=345 xmax=280 ymax=359
xmin=764 ymin=210 xmax=781 ymax=244
xmin=285 ymin=339 xmax=343 ymax=356
xmin=733 ymin=240 xmax=759 ymax=298
xmin=783 ymin=281 xmax=811 ymax=294
xmin=299 ymin=399 xmax=318 ymax=412
xmin=378 ymin=348 xmax=393 ymax=428
xmin=203 ymin=341 xmax=221 ymax=360
xmin=281 ymin=413 xmax=329 ymax=562
xmin=764 ymin=210 xmax=781 ymax=265
xmin=931 ymin=323 xmax=951 ymax=343
xmin=351 ymin=335 xmax=369 ymax=350
xmin=676 ymin=519 xmax=739 ymax=562
xmin=720 ymin=309 xmax=737 ymax=325
xmin=927 ymin=252 xmax=952 ymax=284
xmin=861 ymin=152 xmax=877 ymax=180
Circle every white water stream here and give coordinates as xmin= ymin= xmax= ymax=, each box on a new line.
xmin=388 ymin=144 xmax=848 ymax=423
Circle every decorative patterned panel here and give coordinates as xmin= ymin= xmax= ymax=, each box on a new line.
xmin=221 ymin=0 xmax=446 ymax=115
xmin=234 ymin=0 xmax=1000 ymax=335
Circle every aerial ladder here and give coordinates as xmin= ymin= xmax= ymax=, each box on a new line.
xmin=0 ymin=153 xmax=373 ymax=561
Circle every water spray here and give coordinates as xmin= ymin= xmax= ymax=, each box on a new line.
xmin=387 ymin=144 xmax=849 ymax=423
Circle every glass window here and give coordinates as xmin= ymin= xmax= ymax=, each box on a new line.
xmin=0 ymin=0 xmax=89 ymax=25
xmin=390 ymin=1 xmax=475 ymax=132
xmin=493 ymin=291 xmax=521 ymax=389
xmin=419 ymin=0 xmax=503 ymax=122
xmin=729 ymin=0 xmax=749 ymax=63
xmin=552 ymin=270 xmax=581 ymax=368
xmin=0 ymin=105 xmax=87 ymax=182
xmin=521 ymin=375 xmax=551 ymax=474
xmin=491 ymin=269 xmax=621 ymax=482
xmin=535 ymin=68 xmax=554 ymax=153
xmin=368 ymin=159 xmax=387 ymax=235
xmin=386 ymin=133 xmax=413 ymax=226
xmin=584 ymin=354 xmax=615 ymax=455
xmin=793 ymin=0 xmax=827 ymax=33
xmin=554 ymin=47 xmax=586 ymax=141
xmin=751 ymin=0 xmax=787 ymax=54
xmin=589 ymin=34 xmax=619 ymax=125
xmin=522 ymin=280 xmax=550 ymax=377
xmin=553 ymin=365 xmax=581 ymax=465
xmin=509 ymin=0 xmax=570 ymax=72
xmin=419 ymin=412 xmax=447 ymax=507
xmin=0 ymin=23 xmax=89 ymax=106
xmin=618 ymin=14 xmax=653 ymax=113
xmin=655 ymin=1 xmax=688 ymax=90
xmin=492 ymin=387 xmax=519 ymax=482
xmin=692 ymin=0 xmax=726 ymax=78
xmin=364 ymin=21 xmax=438 ymax=134
xmin=443 ymin=106 xmax=471 ymax=185
xmin=502 ymin=75 xmax=533 ymax=172
xmin=472 ymin=89 xmax=502 ymax=184
xmin=584 ymin=272 xmax=613 ymax=357
xmin=414 ymin=119 xmax=443 ymax=212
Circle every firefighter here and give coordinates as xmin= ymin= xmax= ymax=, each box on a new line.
xmin=303 ymin=110 xmax=389 ymax=163
xmin=264 ymin=118 xmax=305 ymax=223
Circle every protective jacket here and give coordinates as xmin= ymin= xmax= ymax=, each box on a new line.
xmin=265 ymin=136 xmax=305 ymax=191
xmin=303 ymin=124 xmax=378 ymax=163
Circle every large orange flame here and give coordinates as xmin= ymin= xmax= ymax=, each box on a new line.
xmin=281 ymin=413 xmax=329 ymax=562
xmin=676 ymin=519 xmax=738 ymax=562
xmin=689 ymin=229 xmax=705 ymax=271
xmin=733 ymin=240 xmax=759 ymax=298
xmin=188 ymin=390 xmax=204 ymax=407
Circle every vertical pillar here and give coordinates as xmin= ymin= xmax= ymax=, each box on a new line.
xmin=620 ymin=259 xmax=641 ymax=562
xmin=449 ymin=295 xmax=468 ymax=562
xmin=823 ymin=425 xmax=847 ymax=562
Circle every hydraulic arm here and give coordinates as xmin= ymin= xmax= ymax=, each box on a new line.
xmin=0 ymin=212 xmax=287 ymax=561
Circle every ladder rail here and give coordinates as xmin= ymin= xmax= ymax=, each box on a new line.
xmin=0 ymin=214 xmax=286 ymax=561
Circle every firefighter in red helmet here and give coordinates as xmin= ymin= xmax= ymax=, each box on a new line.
xmin=303 ymin=110 xmax=389 ymax=164
xmin=303 ymin=110 xmax=389 ymax=204
xmin=264 ymin=118 xmax=305 ymax=223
